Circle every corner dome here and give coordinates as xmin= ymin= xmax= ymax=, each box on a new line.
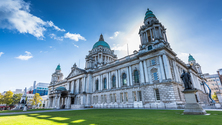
xmin=144 ymin=8 xmax=156 ymax=20
xmin=188 ymin=54 xmax=195 ymax=62
xmin=56 ymin=64 xmax=61 ymax=70
xmin=92 ymin=34 xmax=110 ymax=49
xmin=55 ymin=86 xmax=67 ymax=91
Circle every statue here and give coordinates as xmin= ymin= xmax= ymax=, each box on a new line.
xmin=180 ymin=70 xmax=193 ymax=90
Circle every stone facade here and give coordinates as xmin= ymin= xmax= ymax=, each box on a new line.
xmin=47 ymin=9 xmax=209 ymax=109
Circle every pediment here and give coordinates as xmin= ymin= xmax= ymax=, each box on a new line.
xmin=67 ymin=68 xmax=86 ymax=78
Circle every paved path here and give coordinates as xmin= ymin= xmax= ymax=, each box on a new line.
xmin=0 ymin=108 xmax=86 ymax=116
xmin=1 ymin=108 xmax=222 ymax=116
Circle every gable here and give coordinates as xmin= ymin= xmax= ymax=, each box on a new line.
xmin=67 ymin=68 xmax=86 ymax=78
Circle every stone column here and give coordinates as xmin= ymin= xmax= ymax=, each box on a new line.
xmin=48 ymin=97 xmax=52 ymax=108
xmin=83 ymin=77 xmax=86 ymax=92
xmin=118 ymin=70 xmax=121 ymax=87
xmin=107 ymin=72 xmax=109 ymax=89
xmin=129 ymin=66 xmax=133 ymax=86
xmin=87 ymin=74 xmax=93 ymax=93
xmin=145 ymin=32 xmax=148 ymax=43
xmin=143 ymin=60 xmax=149 ymax=83
xmin=67 ymin=95 xmax=71 ymax=108
xmin=163 ymin=54 xmax=172 ymax=79
xmin=76 ymin=79 xmax=79 ymax=94
xmin=57 ymin=96 xmax=60 ymax=109
xmin=116 ymin=70 xmax=119 ymax=88
xmin=172 ymin=60 xmax=179 ymax=82
xmin=109 ymin=72 xmax=111 ymax=89
xmin=71 ymin=81 xmax=74 ymax=94
xmin=159 ymin=55 xmax=166 ymax=81
xmin=140 ymin=34 xmax=143 ymax=44
xmin=150 ymin=29 xmax=153 ymax=40
xmin=139 ymin=61 xmax=145 ymax=84
xmin=190 ymin=73 xmax=196 ymax=88
xmin=126 ymin=67 xmax=130 ymax=86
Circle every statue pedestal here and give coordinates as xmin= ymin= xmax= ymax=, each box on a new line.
xmin=182 ymin=89 xmax=206 ymax=115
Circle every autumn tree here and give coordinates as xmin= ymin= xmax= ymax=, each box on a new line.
xmin=29 ymin=93 xmax=43 ymax=106
xmin=12 ymin=93 xmax=22 ymax=104
xmin=0 ymin=93 xmax=4 ymax=104
xmin=3 ymin=91 xmax=14 ymax=106
xmin=212 ymin=92 xmax=218 ymax=100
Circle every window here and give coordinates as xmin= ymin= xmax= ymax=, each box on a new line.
xmin=120 ymin=93 xmax=124 ymax=102
xmin=101 ymin=95 xmax=103 ymax=103
xmin=103 ymin=78 xmax=107 ymax=89
xmin=125 ymin=92 xmax=128 ymax=102
xmin=148 ymin=45 xmax=152 ymax=50
xmin=133 ymin=91 xmax=137 ymax=101
xmin=112 ymin=75 xmax=116 ymax=88
xmin=114 ymin=94 xmax=117 ymax=102
xmin=104 ymin=95 xmax=107 ymax=103
xmin=178 ymin=88 xmax=181 ymax=101
xmin=155 ymin=89 xmax=160 ymax=100
xmin=95 ymin=79 xmax=99 ymax=91
xmin=110 ymin=94 xmax=112 ymax=103
xmin=151 ymin=68 xmax=159 ymax=81
xmin=122 ymin=73 xmax=127 ymax=85
xmin=134 ymin=70 xmax=139 ymax=83
xmin=138 ymin=91 xmax=142 ymax=101
xmin=151 ymin=59 xmax=156 ymax=65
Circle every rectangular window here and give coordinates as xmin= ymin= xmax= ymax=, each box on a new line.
xmin=155 ymin=89 xmax=160 ymax=100
xmin=104 ymin=95 xmax=107 ymax=103
xmin=125 ymin=92 xmax=128 ymax=102
xmin=110 ymin=94 xmax=112 ymax=103
xmin=151 ymin=59 xmax=156 ymax=65
xmin=138 ymin=91 xmax=142 ymax=101
xmin=133 ymin=91 xmax=137 ymax=101
xmin=120 ymin=93 xmax=124 ymax=102
xmin=101 ymin=95 xmax=103 ymax=103
xmin=114 ymin=94 xmax=117 ymax=102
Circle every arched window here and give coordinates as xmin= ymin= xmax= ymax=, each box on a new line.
xmin=134 ymin=70 xmax=139 ymax=84
xmin=103 ymin=78 xmax=107 ymax=89
xmin=148 ymin=45 xmax=152 ymax=50
xmin=151 ymin=68 xmax=159 ymax=81
xmin=95 ymin=79 xmax=99 ymax=91
xmin=122 ymin=73 xmax=127 ymax=85
xmin=112 ymin=75 xmax=116 ymax=88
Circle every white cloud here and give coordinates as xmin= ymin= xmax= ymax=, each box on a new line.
xmin=0 ymin=52 xmax=4 ymax=57
xmin=111 ymin=44 xmax=127 ymax=51
xmin=177 ymin=52 xmax=189 ymax=63
xmin=49 ymin=46 xmax=52 ymax=48
xmin=110 ymin=31 xmax=120 ymax=39
xmin=0 ymin=0 xmax=65 ymax=39
xmin=47 ymin=21 xmax=65 ymax=32
xmin=49 ymin=33 xmax=63 ymax=41
xmin=64 ymin=32 xmax=86 ymax=41
xmin=72 ymin=43 xmax=79 ymax=48
xmin=40 ymin=51 xmax=42 ymax=53
xmin=16 ymin=51 xmax=33 ymax=60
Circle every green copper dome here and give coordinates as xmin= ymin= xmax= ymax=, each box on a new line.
xmin=188 ymin=54 xmax=195 ymax=62
xmin=56 ymin=64 xmax=61 ymax=70
xmin=92 ymin=34 xmax=110 ymax=49
xmin=144 ymin=9 xmax=156 ymax=20
xmin=55 ymin=86 xmax=67 ymax=91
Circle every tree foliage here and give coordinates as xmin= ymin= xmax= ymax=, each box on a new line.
xmin=0 ymin=93 xmax=4 ymax=104
xmin=29 ymin=93 xmax=43 ymax=106
xmin=12 ymin=93 xmax=22 ymax=104
xmin=3 ymin=91 xmax=14 ymax=106
xmin=212 ymin=92 xmax=218 ymax=100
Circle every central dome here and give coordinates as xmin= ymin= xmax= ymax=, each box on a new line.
xmin=92 ymin=34 xmax=110 ymax=49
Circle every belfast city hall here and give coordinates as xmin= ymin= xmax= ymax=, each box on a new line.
xmin=47 ymin=9 xmax=210 ymax=109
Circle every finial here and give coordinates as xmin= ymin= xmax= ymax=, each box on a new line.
xmin=73 ymin=63 xmax=77 ymax=67
xmin=99 ymin=34 xmax=104 ymax=41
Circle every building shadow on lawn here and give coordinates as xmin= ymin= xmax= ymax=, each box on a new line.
xmin=25 ymin=111 xmax=95 ymax=125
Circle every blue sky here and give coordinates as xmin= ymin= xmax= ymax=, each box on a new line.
xmin=0 ymin=0 xmax=222 ymax=92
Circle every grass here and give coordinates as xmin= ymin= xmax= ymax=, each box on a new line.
xmin=0 ymin=109 xmax=221 ymax=125
xmin=0 ymin=109 xmax=51 ymax=113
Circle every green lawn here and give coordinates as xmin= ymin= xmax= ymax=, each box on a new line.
xmin=0 ymin=109 xmax=51 ymax=113
xmin=0 ymin=109 xmax=221 ymax=125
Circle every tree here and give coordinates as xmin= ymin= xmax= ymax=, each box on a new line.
xmin=3 ymin=91 xmax=14 ymax=106
xmin=212 ymin=92 xmax=218 ymax=100
xmin=29 ymin=93 xmax=43 ymax=106
xmin=12 ymin=93 xmax=22 ymax=104
xmin=0 ymin=93 xmax=4 ymax=104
